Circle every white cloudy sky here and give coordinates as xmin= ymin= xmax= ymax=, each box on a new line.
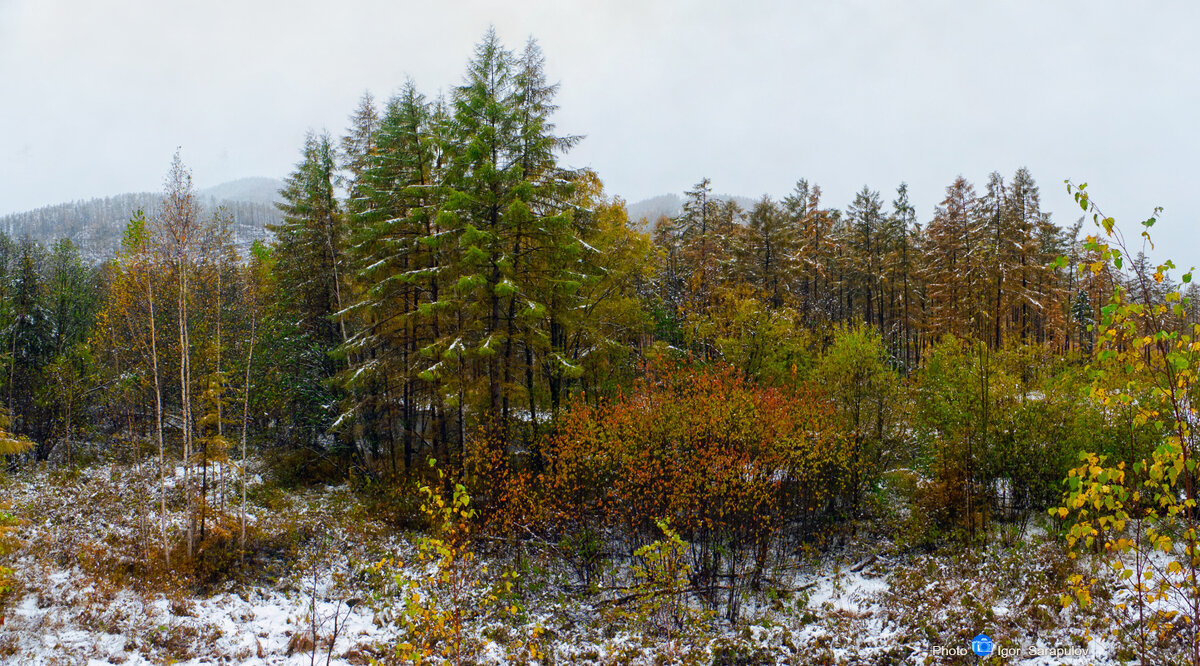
xmin=1 ymin=0 xmax=1197 ymax=269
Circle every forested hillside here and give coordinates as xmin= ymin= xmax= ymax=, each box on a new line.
xmin=1 ymin=29 xmax=1198 ymax=665
xmin=0 ymin=178 xmax=281 ymax=263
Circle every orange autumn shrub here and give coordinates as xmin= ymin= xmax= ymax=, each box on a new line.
xmin=537 ymin=361 xmax=855 ymax=619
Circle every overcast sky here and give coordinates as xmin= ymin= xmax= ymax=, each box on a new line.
xmin=1 ymin=0 xmax=1197 ymax=269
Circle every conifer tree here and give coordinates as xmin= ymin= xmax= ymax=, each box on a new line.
xmin=341 ymin=91 xmax=380 ymax=209
xmin=847 ymin=186 xmax=886 ymax=330
xmin=45 ymin=238 xmax=96 ymax=357
xmin=977 ymin=171 xmax=1006 ymax=348
xmin=334 ymin=30 xmax=589 ymax=471
xmin=885 ymin=183 xmax=918 ymax=368
xmin=274 ymin=131 xmax=346 ymax=347
xmin=924 ymin=176 xmax=981 ymax=341
xmin=1005 ymin=167 xmax=1050 ymax=343
xmin=433 ymin=29 xmax=579 ymax=441
xmin=745 ymin=196 xmax=792 ymax=308
xmin=6 ymin=239 xmax=50 ymax=439
xmin=784 ymin=180 xmax=833 ymax=325
xmin=652 ymin=215 xmax=687 ymax=340
xmin=510 ymin=37 xmax=584 ymax=432
xmin=270 ymin=132 xmax=346 ymax=449
xmin=342 ymin=80 xmax=445 ymax=472
xmin=675 ymin=177 xmax=720 ymax=312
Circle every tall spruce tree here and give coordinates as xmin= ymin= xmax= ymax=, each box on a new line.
xmin=342 ymin=81 xmax=446 ymax=473
xmin=885 ymin=183 xmax=917 ymax=368
xmin=1005 ymin=167 xmax=1046 ymax=343
xmin=980 ymin=171 xmax=1009 ymax=348
xmin=270 ymin=132 xmax=345 ymax=449
xmin=847 ymin=186 xmax=886 ymax=330
xmin=433 ymin=29 xmax=579 ymax=442
xmin=341 ymin=91 xmax=380 ymax=211
xmin=7 ymin=239 xmax=50 ymax=440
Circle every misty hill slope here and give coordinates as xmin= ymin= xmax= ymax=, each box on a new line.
xmin=625 ymin=193 xmax=682 ymax=229
xmin=0 ymin=179 xmax=284 ymax=263
xmin=198 ymin=177 xmax=284 ymax=206
xmin=624 ymin=192 xmax=758 ymax=231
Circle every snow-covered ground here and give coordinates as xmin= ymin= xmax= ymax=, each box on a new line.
xmin=0 ymin=457 xmax=1159 ymax=664
xmin=0 ymin=457 xmax=406 ymax=664
xmin=7 ymin=568 xmax=382 ymax=664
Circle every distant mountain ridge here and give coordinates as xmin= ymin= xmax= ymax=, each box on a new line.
xmin=4 ymin=181 xmax=758 ymax=263
xmin=0 ymin=178 xmax=285 ymax=263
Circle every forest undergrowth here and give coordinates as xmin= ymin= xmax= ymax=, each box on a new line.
xmin=0 ymin=445 xmax=1135 ymax=665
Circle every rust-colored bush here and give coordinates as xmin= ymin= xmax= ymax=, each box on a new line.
xmin=503 ymin=361 xmax=858 ymax=619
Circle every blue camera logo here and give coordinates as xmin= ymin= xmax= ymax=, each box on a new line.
xmin=971 ymin=633 xmax=995 ymax=657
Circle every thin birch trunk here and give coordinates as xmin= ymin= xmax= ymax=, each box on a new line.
xmin=145 ymin=270 xmax=169 ymax=567
xmin=240 ymin=313 xmax=256 ymax=557
xmin=180 ymin=264 xmax=194 ymax=559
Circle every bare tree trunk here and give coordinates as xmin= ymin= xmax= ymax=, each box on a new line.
xmin=216 ymin=256 xmax=223 ymax=515
xmin=145 ymin=273 xmax=169 ymax=567
xmin=179 ymin=264 xmax=194 ymax=559
xmin=7 ymin=327 xmax=15 ymax=418
xmin=65 ymin=399 xmax=72 ymax=466
xmin=240 ymin=313 xmax=256 ymax=557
